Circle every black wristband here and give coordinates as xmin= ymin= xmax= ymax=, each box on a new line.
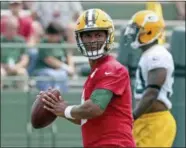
xmin=145 ymin=84 xmax=161 ymax=90
xmin=133 ymin=112 xmax=137 ymax=120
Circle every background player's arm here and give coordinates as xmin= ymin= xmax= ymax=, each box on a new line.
xmin=133 ymin=68 xmax=167 ymax=120
xmin=71 ymin=89 xmax=113 ymax=119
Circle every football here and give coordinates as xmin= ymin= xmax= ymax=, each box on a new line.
xmin=31 ymin=89 xmax=60 ymax=129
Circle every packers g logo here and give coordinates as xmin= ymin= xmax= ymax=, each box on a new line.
xmin=145 ymin=14 xmax=159 ymax=22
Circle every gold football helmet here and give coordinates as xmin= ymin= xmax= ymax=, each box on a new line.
xmin=75 ymin=8 xmax=114 ymax=59
xmin=124 ymin=10 xmax=165 ymax=49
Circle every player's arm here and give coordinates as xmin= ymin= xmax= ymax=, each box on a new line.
xmin=66 ymin=118 xmax=81 ymax=125
xmin=58 ymin=89 xmax=112 ymax=125
xmin=133 ymin=67 xmax=167 ymax=120
xmin=68 ymin=89 xmax=113 ymax=120
xmin=42 ymin=68 xmax=125 ymax=122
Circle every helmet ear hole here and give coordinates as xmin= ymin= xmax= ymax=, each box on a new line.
xmin=147 ymin=31 xmax=152 ymax=35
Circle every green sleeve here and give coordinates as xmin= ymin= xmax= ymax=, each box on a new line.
xmin=91 ymin=89 xmax=113 ymax=110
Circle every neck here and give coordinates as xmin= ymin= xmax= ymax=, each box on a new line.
xmin=88 ymin=55 xmax=108 ymax=68
xmin=141 ymin=40 xmax=158 ymax=53
xmin=89 ymin=59 xmax=97 ymax=68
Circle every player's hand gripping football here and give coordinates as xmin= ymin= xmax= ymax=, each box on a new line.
xmin=41 ymin=89 xmax=68 ymax=117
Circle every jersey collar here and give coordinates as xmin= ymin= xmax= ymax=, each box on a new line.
xmin=91 ymin=55 xmax=114 ymax=71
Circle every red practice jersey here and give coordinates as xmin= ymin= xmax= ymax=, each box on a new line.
xmin=81 ymin=55 xmax=136 ymax=147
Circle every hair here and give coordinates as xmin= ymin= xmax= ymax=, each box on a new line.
xmin=45 ymin=22 xmax=63 ymax=35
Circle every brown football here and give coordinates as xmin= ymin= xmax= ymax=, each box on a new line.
xmin=31 ymin=89 xmax=60 ymax=129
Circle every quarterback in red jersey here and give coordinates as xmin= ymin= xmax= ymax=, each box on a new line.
xmin=40 ymin=8 xmax=136 ymax=147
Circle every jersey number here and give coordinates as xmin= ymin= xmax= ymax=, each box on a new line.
xmin=81 ymin=89 xmax=87 ymax=126
xmin=135 ymin=66 xmax=145 ymax=94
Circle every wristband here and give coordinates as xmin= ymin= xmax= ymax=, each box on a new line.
xmin=145 ymin=84 xmax=161 ymax=90
xmin=64 ymin=105 xmax=76 ymax=119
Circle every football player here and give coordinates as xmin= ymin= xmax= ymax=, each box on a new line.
xmin=40 ymin=9 xmax=136 ymax=147
xmin=124 ymin=10 xmax=176 ymax=147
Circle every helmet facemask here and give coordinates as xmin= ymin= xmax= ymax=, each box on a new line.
xmin=124 ymin=12 xmax=164 ymax=49
xmin=123 ymin=23 xmax=140 ymax=48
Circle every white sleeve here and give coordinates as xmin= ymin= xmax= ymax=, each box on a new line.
xmin=146 ymin=54 xmax=170 ymax=71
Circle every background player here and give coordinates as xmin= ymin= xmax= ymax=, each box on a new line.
xmin=124 ymin=10 xmax=176 ymax=147
xmin=39 ymin=9 xmax=136 ymax=147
